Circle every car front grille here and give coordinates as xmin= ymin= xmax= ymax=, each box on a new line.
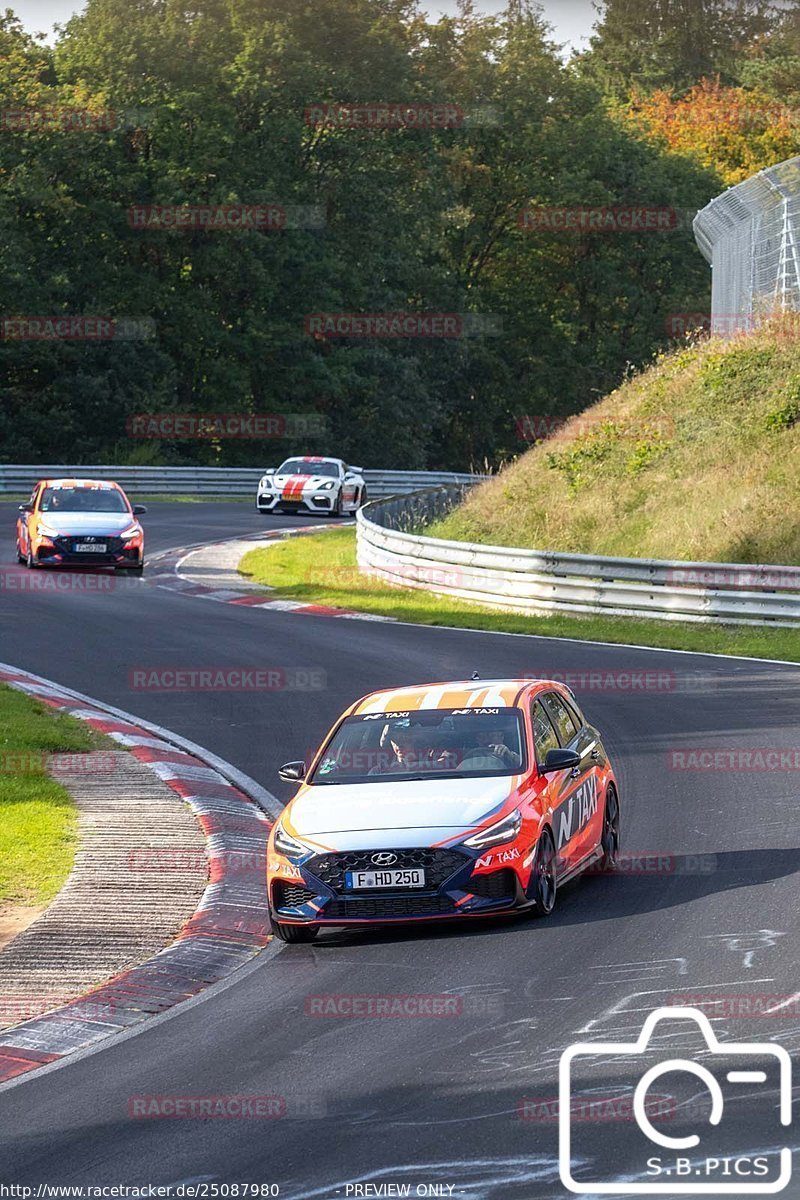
xmin=273 ymin=881 xmax=317 ymax=910
xmin=306 ymin=848 xmax=469 ymax=894
xmin=324 ymin=894 xmax=456 ymax=920
xmin=53 ymin=536 xmax=124 ymax=554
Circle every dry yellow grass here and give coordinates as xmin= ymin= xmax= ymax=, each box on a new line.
xmin=434 ymin=327 xmax=800 ymax=564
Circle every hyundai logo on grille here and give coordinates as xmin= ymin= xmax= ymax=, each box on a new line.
xmin=371 ymin=852 xmax=398 ymax=867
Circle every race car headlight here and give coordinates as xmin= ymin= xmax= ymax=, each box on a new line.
xmin=463 ymin=809 xmax=522 ymax=850
xmin=37 ymin=525 xmax=59 ymax=538
xmin=260 ymin=476 xmax=273 ymax=489
xmin=317 ymin=481 xmax=335 ymax=490
xmin=273 ymin=821 xmax=310 ymax=860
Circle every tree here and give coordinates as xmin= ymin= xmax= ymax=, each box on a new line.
xmin=577 ymin=0 xmax=780 ymax=97
xmin=0 ymin=0 xmax=724 ymax=469
xmin=626 ymin=78 xmax=799 ymax=184
xmin=739 ymin=1 xmax=800 ymax=105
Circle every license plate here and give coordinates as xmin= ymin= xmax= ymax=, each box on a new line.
xmin=345 ymin=868 xmax=425 ymax=890
xmin=74 ymin=542 xmax=107 ymax=553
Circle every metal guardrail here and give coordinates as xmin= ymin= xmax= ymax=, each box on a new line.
xmin=357 ymin=488 xmax=800 ymax=627
xmin=0 ymin=465 xmax=479 ymax=499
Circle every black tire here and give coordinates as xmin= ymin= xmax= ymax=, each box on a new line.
xmin=16 ymin=541 xmax=24 ymax=564
xmin=600 ymin=784 xmax=621 ymax=872
xmin=25 ymin=547 xmax=38 ymax=569
xmin=271 ymin=920 xmax=319 ymax=944
xmin=358 ymin=487 xmax=368 ymax=509
xmin=332 ymin=492 xmax=343 ymax=518
xmin=527 ymin=828 xmax=557 ymax=917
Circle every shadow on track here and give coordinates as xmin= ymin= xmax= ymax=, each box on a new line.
xmin=298 ymin=847 xmax=800 ymax=949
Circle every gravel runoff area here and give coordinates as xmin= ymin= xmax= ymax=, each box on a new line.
xmin=0 ymin=750 xmax=208 ymax=1031
xmin=0 ymin=664 xmax=275 ymax=1084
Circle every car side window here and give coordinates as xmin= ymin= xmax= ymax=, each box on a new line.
xmin=542 ymin=692 xmax=580 ymax=746
xmin=564 ymin=697 xmax=585 ymax=733
xmin=532 ymin=701 xmax=560 ymax=762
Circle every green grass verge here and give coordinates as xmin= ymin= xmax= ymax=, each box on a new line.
xmin=239 ymin=528 xmax=800 ymax=663
xmin=0 ymin=684 xmax=110 ymax=904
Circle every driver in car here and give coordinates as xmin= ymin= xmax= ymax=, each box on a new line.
xmin=470 ymin=724 xmax=521 ymax=768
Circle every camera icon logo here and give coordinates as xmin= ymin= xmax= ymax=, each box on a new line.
xmin=559 ymin=1006 xmax=792 ymax=1194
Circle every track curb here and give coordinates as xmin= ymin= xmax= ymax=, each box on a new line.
xmin=0 ymin=662 xmax=279 ymax=1085
xmin=147 ymin=522 xmax=394 ymax=622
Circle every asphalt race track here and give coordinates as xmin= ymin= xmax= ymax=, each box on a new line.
xmin=1 ymin=501 xmax=799 ymax=1198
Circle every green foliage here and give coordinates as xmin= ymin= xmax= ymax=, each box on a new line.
xmin=764 ymin=379 xmax=800 ymax=431
xmin=577 ymin=0 xmax=782 ymax=97
xmin=700 ymin=344 xmax=776 ymax=388
xmin=0 ymin=0 xmax=717 ymax=468
xmin=0 ymin=682 xmax=106 ymax=903
xmin=546 ymin=433 xmax=615 ymax=494
xmin=433 ymin=326 xmax=800 ymax=565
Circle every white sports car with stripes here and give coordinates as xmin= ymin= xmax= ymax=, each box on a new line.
xmin=256 ymin=457 xmax=367 ymax=517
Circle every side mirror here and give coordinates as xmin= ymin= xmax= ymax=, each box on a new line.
xmin=540 ymin=748 xmax=581 ymax=775
xmin=18 ymin=503 xmax=33 ymax=513
xmin=278 ymin=760 xmax=306 ymax=783
xmin=132 ymin=504 xmax=147 ymax=515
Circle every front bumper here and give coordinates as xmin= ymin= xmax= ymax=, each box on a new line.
xmin=257 ymin=490 xmax=336 ymax=514
xmin=35 ymin=536 xmax=143 ymax=568
xmin=268 ymin=845 xmax=528 ymax=927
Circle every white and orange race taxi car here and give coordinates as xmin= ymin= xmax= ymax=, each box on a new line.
xmin=16 ymin=478 xmax=146 ymax=573
xmin=256 ymin=456 xmax=366 ymax=516
xmin=267 ymin=678 xmax=620 ymax=941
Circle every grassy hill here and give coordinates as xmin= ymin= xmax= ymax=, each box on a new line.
xmin=433 ymin=326 xmax=800 ymax=565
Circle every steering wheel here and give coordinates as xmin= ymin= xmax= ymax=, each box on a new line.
xmin=459 ymin=749 xmax=508 ymax=768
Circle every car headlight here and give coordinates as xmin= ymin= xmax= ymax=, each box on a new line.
xmin=260 ymin=476 xmax=273 ymax=489
xmin=463 ymin=809 xmax=522 ymax=850
xmin=273 ymin=820 xmax=310 ymax=860
xmin=37 ymin=525 xmax=59 ymax=538
xmin=120 ymin=524 xmax=140 ymax=538
xmin=317 ymin=481 xmax=335 ymax=490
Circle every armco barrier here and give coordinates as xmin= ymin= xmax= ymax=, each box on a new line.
xmin=0 ymin=465 xmax=479 ymax=499
xmin=356 ymin=487 xmax=800 ymax=627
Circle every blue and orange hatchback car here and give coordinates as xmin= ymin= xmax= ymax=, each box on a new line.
xmin=267 ymin=678 xmax=620 ymax=941
xmin=16 ymin=478 xmax=146 ymax=574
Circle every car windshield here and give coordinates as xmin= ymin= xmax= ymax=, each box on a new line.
xmin=40 ymin=486 xmax=129 ymax=513
xmin=309 ymin=707 xmax=526 ymax=785
xmin=277 ymin=459 xmax=339 ymax=478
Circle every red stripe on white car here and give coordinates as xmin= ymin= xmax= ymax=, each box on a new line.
xmin=281 ymin=475 xmax=308 ymax=500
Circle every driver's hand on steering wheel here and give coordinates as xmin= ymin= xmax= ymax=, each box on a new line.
xmin=488 ymin=743 xmax=517 ymax=764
